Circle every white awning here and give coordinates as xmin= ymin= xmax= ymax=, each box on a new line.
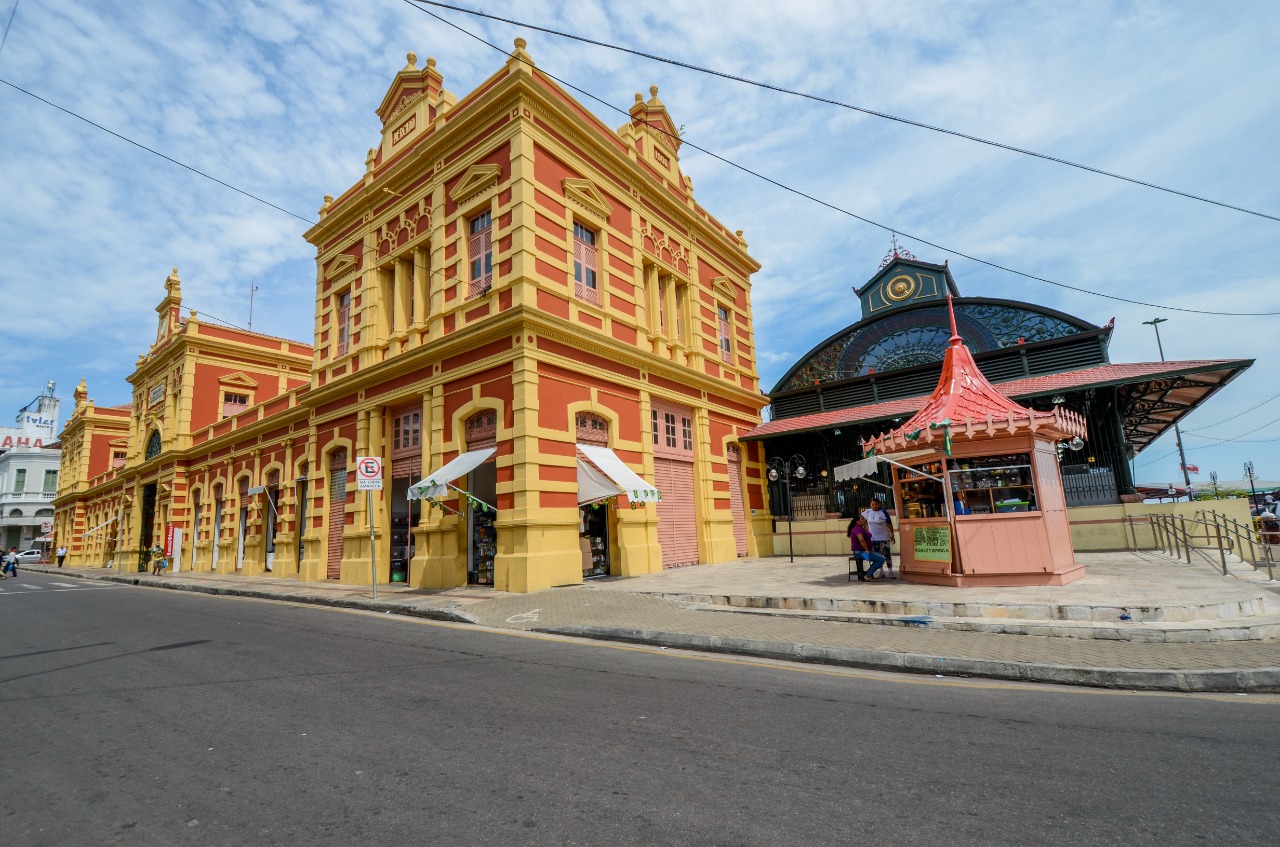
xmin=407 ymin=447 xmax=496 ymax=500
xmin=81 ymin=515 xmax=118 ymax=538
xmin=577 ymin=444 xmax=661 ymax=503
xmin=834 ymin=449 xmax=937 ymax=481
xmin=577 ymin=458 xmax=622 ymax=506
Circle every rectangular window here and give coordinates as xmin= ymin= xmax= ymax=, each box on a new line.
xmin=718 ymin=305 xmax=733 ymax=363
xmin=573 ymin=222 xmax=599 ymax=306
xmin=337 ymin=290 xmax=352 ymax=356
xmin=468 ymin=211 xmax=493 ymax=298
xmin=681 ymin=416 xmax=693 ymax=452
xmin=651 ymin=409 xmax=659 ymax=446
xmin=222 ymin=392 xmax=249 ymax=419
xmin=13 ymin=468 xmax=26 ymax=492
xmin=43 ymin=469 xmax=58 ymax=493
xmin=664 ymin=412 xmax=678 ymax=448
xmin=112 ymin=451 xmax=127 ymax=469
xmin=392 ymin=411 xmax=421 ymax=451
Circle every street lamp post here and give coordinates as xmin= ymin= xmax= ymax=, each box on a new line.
xmin=1210 ymin=470 xmax=1220 ymax=499
xmin=767 ymin=454 xmax=807 ymax=563
xmin=1244 ymin=461 xmax=1259 ymax=510
xmin=1143 ymin=317 xmax=1192 ymax=490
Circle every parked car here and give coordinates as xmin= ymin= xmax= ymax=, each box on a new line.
xmin=15 ymin=549 xmax=43 ymax=563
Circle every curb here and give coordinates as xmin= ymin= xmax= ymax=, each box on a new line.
xmin=24 ymin=566 xmax=477 ymax=624
xmin=535 ymin=624 xmax=1280 ymax=694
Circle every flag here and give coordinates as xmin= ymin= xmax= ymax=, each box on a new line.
xmin=1182 ymin=464 xmax=1199 ymax=474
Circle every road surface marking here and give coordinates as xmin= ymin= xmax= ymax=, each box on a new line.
xmin=48 ymin=582 xmax=80 ymax=587
xmin=505 ymin=609 xmax=541 ymax=623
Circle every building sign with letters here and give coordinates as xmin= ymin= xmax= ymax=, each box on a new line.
xmin=912 ymin=525 xmax=952 ymax=563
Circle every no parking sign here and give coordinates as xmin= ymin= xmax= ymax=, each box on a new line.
xmin=356 ymin=456 xmax=384 ymax=490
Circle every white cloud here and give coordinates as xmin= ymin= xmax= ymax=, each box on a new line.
xmin=0 ymin=0 xmax=1277 ymax=484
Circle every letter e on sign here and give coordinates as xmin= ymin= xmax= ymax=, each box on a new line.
xmin=356 ymin=456 xmax=384 ymax=490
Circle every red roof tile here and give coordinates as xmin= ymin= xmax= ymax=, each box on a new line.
xmin=743 ymin=359 xmax=1248 ymax=440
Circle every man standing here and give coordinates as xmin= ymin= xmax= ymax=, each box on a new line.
xmin=861 ymin=497 xmax=896 ymax=579
xmin=56 ymin=544 xmax=67 ymax=567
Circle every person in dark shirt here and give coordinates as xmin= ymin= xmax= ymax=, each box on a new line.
xmin=848 ymin=516 xmax=886 ymax=581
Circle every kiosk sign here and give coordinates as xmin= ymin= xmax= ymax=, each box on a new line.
xmin=356 ymin=456 xmax=384 ymax=490
xmin=913 ymin=525 xmax=952 ymax=563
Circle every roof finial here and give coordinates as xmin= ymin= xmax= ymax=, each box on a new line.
xmin=878 ymin=232 xmax=916 ymax=269
xmin=946 ymin=293 xmax=960 ymax=342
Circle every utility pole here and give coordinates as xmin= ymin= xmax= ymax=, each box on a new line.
xmin=1143 ymin=317 xmax=1192 ymax=489
xmin=248 ymin=283 xmax=260 ymax=331
xmin=1244 ymin=461 xmax=1259 ymax=509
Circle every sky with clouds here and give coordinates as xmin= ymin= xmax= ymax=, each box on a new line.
xmin=1 ymin=0 xmax=1277 ymax=488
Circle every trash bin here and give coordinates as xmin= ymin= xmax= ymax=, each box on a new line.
xmin=390 ymin=559 xmax=408 ymax=583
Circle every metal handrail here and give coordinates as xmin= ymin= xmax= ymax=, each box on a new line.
xmin=1145 ymin=509 xmax=1275 ymax=580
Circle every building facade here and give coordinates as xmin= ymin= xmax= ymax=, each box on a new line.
xmin=0 ymin=383 xmax=62 ymax=550
xmin=54 ymin=42 xmax=770 ymax=591
xmin=746 ymin=248 xmax=1251 ymax=528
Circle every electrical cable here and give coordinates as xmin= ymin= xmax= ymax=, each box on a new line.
xmin=0 ymin=0 xmax=19 ymax=62
xmin=1183 ymin=389 xmax=1280 ymax=431
xmin=0 ymin=76 xmax=315 ymax=226
xmin=409 ymin=0 xmax=1280 ymax=225
xmin=1182 ymin=411 xmax=1280 ymax=445
xmin=401 ymin=1 xmax=1280 ymax=317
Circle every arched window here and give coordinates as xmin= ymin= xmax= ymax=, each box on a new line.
xmin=145 ymin=430 xmax=162 ymax=460
xmin=575 ymin=412 xmax=609 ymax=444
xmin=35 ymin=508 xmax=54 ymax=517
xmin=465 ymin=410 xmax=497 ymax=450
xmin=8 ymin=508 xmax=22 ymax=518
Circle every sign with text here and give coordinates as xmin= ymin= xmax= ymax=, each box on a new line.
xmin=356 ymin=456 xmax=384 ymax=490
xmin=912 ymin=525 xmax=952 ymax=563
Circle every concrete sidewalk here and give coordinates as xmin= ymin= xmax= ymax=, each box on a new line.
xmin=24 ymin=557 xmax=1280 ymax=693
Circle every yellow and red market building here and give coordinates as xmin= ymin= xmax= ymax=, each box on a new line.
xmin=53 ymin=42 xmax=770 ymax=592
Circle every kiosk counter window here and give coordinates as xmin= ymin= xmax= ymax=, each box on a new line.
xmin=948 ymin=454 xmax=1038 ymax=514
xmin=897 ymin=460 xmax=947 ymax=519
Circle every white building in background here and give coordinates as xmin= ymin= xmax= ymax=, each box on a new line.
xmin=0 ymin=382 xmax=62 ymax=551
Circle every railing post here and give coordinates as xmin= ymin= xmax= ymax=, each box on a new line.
xmin=1179 ymin=515 xmax=1192 ymax=563
xmin=1214 ymin=518 xmax=1227 ymax=575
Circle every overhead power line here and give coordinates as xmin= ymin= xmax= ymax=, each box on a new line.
xmin=1184 ymin=388 xmax=1280 ymax=432
xmin=0 ymin=76 xmax=314 ymax=226
xmin=0 ymin=0 xmax=20 ymax=62
xmin=402 ymin=1 xmax=1280 ymax=317
xmin=410 ymin=0 xmax=1280 ymax=225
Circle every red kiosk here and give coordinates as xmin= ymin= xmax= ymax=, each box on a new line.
xmin=860 ymin=296 xmax=1089 ymax=586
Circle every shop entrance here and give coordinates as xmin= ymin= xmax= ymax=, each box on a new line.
xmin=467 ymin=460 xmax=497 ymax=585
xmin=579 ymin=504 xmax=610 ymax=577
xmin=389 ymin=475 xmax=420 ymax=583
xmin=139 ymin=483 xmax=157 ymax=572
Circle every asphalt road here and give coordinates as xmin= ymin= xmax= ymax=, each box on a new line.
xmin=1 ymin=570 xmax=1277 ymax=846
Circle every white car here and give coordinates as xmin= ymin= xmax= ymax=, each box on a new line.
xmin=14 ymin=550 xmax=43 ymax=564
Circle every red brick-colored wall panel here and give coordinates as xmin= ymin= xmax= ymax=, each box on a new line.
xmin=535 ymin=234 xmax=562 ymax=257
xmin=535 ymin=188 xmax=566 ymax=216
xmin=539 ymin=438 xmax=578 ymax=457
xmin=599 ymin=392 xmax=642 ymax=443
xmin=539 ymin=490 xmax=578 ymax=509
xmin=576 ymin=311 xmax=602 ymax=330
xmin=538 ymin=463 xmax=577 ymax=483
xmin=610 ymin=322 xmax=637 ymax=345
xmin=465 ymin=302 xmax=491 ymax=323
xmin=536 ymin=288 xmax=570 ymax=319
xmin=441 ymin=337 xmax=512 ymax=374
xmin=536 ymin=369 xmax=590 ymax=431
xmin=535 ymin=210 xmax=563 ymax=238
xmin=539 ymin=338 xmax=640 ymax=381
xmin=535 ymin=258 xmax=562 ymax=284
xmin=533 ymin=143 xmax=582 ymax=190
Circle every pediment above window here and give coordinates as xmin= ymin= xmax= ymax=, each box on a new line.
xmin=563 ymin=178 xmax=612 ymax=223
xmin=449 ymin=164 xmax=502 ymax=206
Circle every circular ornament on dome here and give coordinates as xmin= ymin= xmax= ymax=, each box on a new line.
xmin=886 ymin=275 xmax=916 ymax=301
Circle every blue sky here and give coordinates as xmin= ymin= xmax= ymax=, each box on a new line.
xmin=1 ymin=0 xmax=1277 ymax=487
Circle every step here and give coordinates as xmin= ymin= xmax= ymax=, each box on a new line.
xmin=684 ymin=603 xmax=1280 ymax=643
